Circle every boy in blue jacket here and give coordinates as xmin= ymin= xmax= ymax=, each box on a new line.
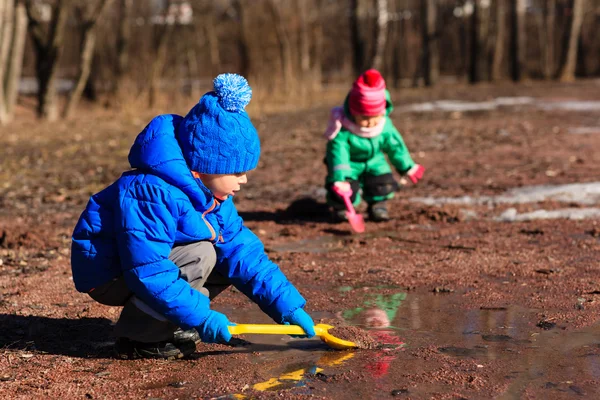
xmin=71 ymin=74 xmax=315 ymax=360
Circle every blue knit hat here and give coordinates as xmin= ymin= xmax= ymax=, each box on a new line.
xmin=176 ymin=74 xmax=260 ymax=174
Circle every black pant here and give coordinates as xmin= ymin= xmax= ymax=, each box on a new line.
xmin=327 ymin=173 xmax=398 ymax=209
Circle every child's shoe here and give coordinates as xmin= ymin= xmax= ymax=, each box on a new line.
xmin=173 ymin=328 xmax=201 ymax=344
xmin=114 ymin=337 xmax=196 ymax=360
xmin=331 ymin=208 xmax=348 ymax=223
xmin=368 ymin=201 xmax=390 ymax=222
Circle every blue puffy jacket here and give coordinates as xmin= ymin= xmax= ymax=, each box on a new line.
xmin=71 ymin=114 xmax=305 ymax=329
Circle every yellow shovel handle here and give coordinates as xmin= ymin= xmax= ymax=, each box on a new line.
xmin=228 ymin=324 xmax=307 ymax=336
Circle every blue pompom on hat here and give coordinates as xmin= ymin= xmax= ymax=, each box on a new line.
xmin=176 ymin=73 xmax=260 ymax=174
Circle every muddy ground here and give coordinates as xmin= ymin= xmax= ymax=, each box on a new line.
xmin=1 ymin=80 xmax=600 ymax=399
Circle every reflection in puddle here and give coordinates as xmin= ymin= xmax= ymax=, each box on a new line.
xmin=230 ymin=352 xmax=355 ymax=399
xmin=342 ymin=289 xmax=600 ymax=398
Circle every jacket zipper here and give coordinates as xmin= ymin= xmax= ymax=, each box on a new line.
xmin=202 ymin=199 xmax=217 ymax=241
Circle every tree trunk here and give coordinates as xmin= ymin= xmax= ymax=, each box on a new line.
xmin=558 ymin=0 xmax=585 ymax=81
xmin=297 ymin=0 xmax=310 ymax=78
xmin=458 ymin=12 xmax=468 ymax=79
xmin=186 ymin=46 xmax=200 ymax=99
xmin=63 ymin=0 xmax=110 ymax=118
xmin=148 ymin=23 xmax=173 ymax=108
xmin=266 ymin=0 xmax=294 ymax=88
xmin=0 ymin=0 xmax=14 ymax=122
xmin=5 ymin=1 xmax=28 ymax=118
xmin=63 ymin=27 xmax=96 ymax=118
xmin=204 ymin=14 xmax=220 ymax=76
xmin=234 ymin=0 xmax=251 ymax=78
xmin=478 ymin=0 xmax=491 ymax=81
xmin=390 ymin=8 xmax=401 ymax=88
xmin=349 ymin=0 xmax=365 ymax=76
xmin=469 ymin=1 xmax=479 ymax=83
xmin=539 ymin=0 xmax=556 ymax=79
xmin=113 ymin=0 xmax=132 ymax=97
xmin=371 ymin=0 xmax=388 ymax=71
xmin=421 ymin=0 xmax=439 ymax=86
xmin=510 ymin=0 xmax=526 ymax=81
xmin=471 ymin=0 xmax=491 ymax=83
xmin=491 ymin=0 xmax=506 ymax=80
xmin=26 ymin=0 xmax=70 ymax=120
xmin=310 ymin=0 xmax=323 ymax=90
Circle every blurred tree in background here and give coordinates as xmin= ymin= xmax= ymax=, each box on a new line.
xmin=0 ymin=0 xmax=598 ymax=121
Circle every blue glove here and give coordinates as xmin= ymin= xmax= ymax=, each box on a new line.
xmin=282 ymin=308 xmax=315 ymax=338
xmin=197 ymin=310 xmax=235 ymax=343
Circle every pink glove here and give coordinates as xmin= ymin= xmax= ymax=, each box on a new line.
xmin=406 ymin=164 xmax=425 ymax=184
xmin=333 ymin=181 xmax=352 ymax=194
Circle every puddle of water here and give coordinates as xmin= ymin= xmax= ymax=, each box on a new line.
xmin=411 ymin=182 xmax=600 ymax=221
xmin=204 ymin=289 xmax=600 ymax=398
xmin=397 ymin=97 xmax=534 ymax=113
xmin=412 ymin=182 xmax=600 ymax=207
xmin=496 ymin=207 xmax=600 ymax=222
xmin=398 ymin=97 xmax=600 ymax=114
xmin=568 ymin=126 xmax=600 ymax=135
xmin=538 ymin=100 xmax=600 ymax=112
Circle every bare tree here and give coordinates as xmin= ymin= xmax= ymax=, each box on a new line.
xmin=266 ymin=0 xmax=294 ymax=87
xmin=310 ymin=0 xmax=324 ymax=90
xmin=371 ymin=0 xmax=389 ymax=71
xmin=297 ymin=0 xmax=310 ymax=79
xmin=558 ymin=0 xmax=586 ymax=81
xmin=509 ymin=0 xmax=526 ymax=81
xmin=233 ymin=0 xmax=251 ymax=78
xmin=148 ymin=1 xmax=174 ymax=108
xmin=63 ymin=0 xmax=111 ymax=118
xmin=349 ymin=0 xmax=365 ymax=76
xmin=0 ymin=0 xmax=27 ymax=124
xmin=112 ymin=0 xmax=132 ymax=100
xmin=470 ymin=0 xmax=491 ymax=83
xmin=202 ymin=8 xmax=220 ymax=76
xmin=491 ymin=0 xmax=506 ymax=80
xmin=25 ymin=0 xmax=71 ymax=120
xmin=190 ymin=1 xmax=219 ymax=80
xmin=540 ymin=0 xmax=556 ymax=79
xmin=421 ymin=0 xmax=439 ymax=86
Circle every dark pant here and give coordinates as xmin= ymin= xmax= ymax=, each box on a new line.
xmin=327 ymin=173 xmax=398 ymax=209
xmin=88 ymin=241 xmax=228 ymax=342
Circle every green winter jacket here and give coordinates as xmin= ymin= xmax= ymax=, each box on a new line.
xmin=325 ymin=90 xmax=415 ymax=183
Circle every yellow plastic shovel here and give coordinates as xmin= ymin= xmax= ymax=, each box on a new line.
xmin=228 ymin=323 xmax=357 ymax=350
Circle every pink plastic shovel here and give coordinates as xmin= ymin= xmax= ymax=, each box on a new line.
xmin=332 ymin=185 xmax=365 ymax=233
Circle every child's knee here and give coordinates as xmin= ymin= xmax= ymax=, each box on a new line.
xmin=363 ymin=173 xmax=398 ymax=198
xmin=169 ymin=241 xmax=217 ymax=283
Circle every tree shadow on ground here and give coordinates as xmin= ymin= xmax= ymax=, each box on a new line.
xmin=0 ymin=314 xmax=115 ymax=359
xmin=239 ymin=197 xmax=331 ymax=224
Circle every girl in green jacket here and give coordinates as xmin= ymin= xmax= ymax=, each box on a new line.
xmin=324 ymin=69 xmax=424 ymax=221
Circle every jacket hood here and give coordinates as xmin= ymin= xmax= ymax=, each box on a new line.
xmin=127 ymin=114 xmax=214 ymax=211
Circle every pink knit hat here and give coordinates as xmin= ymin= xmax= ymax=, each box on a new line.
xmin=348 ymin=69 xmax=387 ymax=116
